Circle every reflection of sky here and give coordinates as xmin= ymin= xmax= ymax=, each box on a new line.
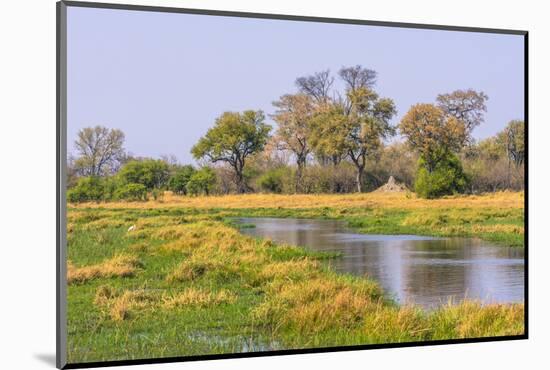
xmin=239 ymin=218 xmax=525 ymax=308
xmin=68 ymin=6 xmax=524 ymax=164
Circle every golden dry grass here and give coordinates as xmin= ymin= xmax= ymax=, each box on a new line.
xmin=253 ymin=276 xmax=384 ymax=333
xmin=67 ymin=255 xmax=142 ymax=284
xmin=162 ymin=288 xmax=237 ymax=309
xmin=69 ymin=191 xmax=524 ymax=210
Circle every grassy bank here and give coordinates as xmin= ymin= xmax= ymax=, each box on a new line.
xmin=66 ymin=193 xmax=525 ymax=363
xmin=71 ymin=192 xmax=525 ymax=247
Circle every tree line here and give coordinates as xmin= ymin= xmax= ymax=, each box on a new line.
xmin=67 ymin=65 xmax=525 ymax=202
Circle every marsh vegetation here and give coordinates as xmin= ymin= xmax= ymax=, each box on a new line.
xmin=67 ymin=192 xmax=524 ymax=363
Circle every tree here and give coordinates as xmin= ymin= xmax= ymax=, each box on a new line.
xmin=295 ymin=70 xmax=334 ymax=104
xmin=303 ymin=66 xmax=395 ymax=192
xmin=74 ymin=126 xmax=125 ymax=176
xmin=338 ymin=65 xmax=377 ymax=96
xmin=399 ymin=104 xmax=466 ymax=172
xmin=500 ymin=120 xmax=525 ymax=167
xmin=495 ymin=120 xmax=525 ymax=190
xmin=310 ymin=93 xmax=396 ymax=192
xmin=415 ymin=152 xmax=469 ymax=199
xmin=114 ymin=183 xmax=148 ymax=201
xmin=167 ymin=165 xmax=196 ymax=195
xmin=344 ymin=87 xmax=397 ymax=192
xmin=191 ymin=110 xmax=271 ymax=193
xmin=67 ymin=176 xmax=105 ymax=203
xmin=186 ymin=167 xmax=217 ymax=196
xmin=436 ymin=89 xmax=488 ymax=144
xmin=272 ymin=94 xmax=315 ymax=192
xmin=118 ymin=159 xmax=170 ymax=190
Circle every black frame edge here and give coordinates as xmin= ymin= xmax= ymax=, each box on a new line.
xmin=63 ymin=335 xmax=527 ymax=369
xmin=57 ymin=1 xmax=68 ymax=369
xmin=523 ymin=31 xmax=529 ymax=339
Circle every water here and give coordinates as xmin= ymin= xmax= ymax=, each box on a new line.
xmin=237 ymin=217 xmax=525 ymax=309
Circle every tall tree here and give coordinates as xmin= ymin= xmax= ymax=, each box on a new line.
xmin=399 ymin=103 xmax=466 ymax=172
xmin=344 ymin=87 xmax=396 ymax=192
xmin=311 ymin=87 xmax=396 ymax=193
xmin=191 ymin=110 xmax=271 ymax=193
xmin=74 ymin=125 xmax=125 ymax=176
xmin=338 ymin=65 xmax=377 ymax=91
xmin=500 ymin=120 xmax=525 ymax=167
xmin=436 ymin=89 xmax=488 ymax=144
xmin=295 ymin=70 xmax=334 ymax=104
xmin=272 ymin=94 xmax=315 ymax=192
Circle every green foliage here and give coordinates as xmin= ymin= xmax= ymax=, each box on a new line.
xmin=73 ymin=126 xmax=126 ymax=177
xmin=67 ymin=176 xmax=105 ymax=203
xmin=257 ymin=168 xmax=288 ymax=193
xmin=498 ymin=120 xmax=525 ymax=167
xmin=191 ymin=110 xmax=271 ymax=193
xmin=118 ymin=159 xmax=170 ymax=190
xmin=114 ymin=183 xmax=148 ymax=201
xmin=186 ymin=167 xmax=217 ymax=196
xmin=415 ymin=152 xmax=469 ymax=199
xmin=400 ymin=104 xmax=466 ymax=172
xmin=167 ymin=165 xmax=196 ymax=195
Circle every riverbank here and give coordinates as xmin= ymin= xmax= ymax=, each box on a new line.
xmin=66 ymin=196 xmax=525 ymax=363
xmin=71 ymin=191 xmax=525 ymax=247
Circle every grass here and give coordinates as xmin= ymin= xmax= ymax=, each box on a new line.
xmin=71 ymin=191 xmax=525 ymax=247
xmin=66 ymin=192 xmax=525 ymax=363
xmin=68 ymin=255 xmax=142 ymax=284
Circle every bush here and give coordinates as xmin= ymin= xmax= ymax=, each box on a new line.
xmin=256 ymin=168 xmax=287 ymax=193
xmin=118 ymin=159 xmax=170 ymax=190
xmin=114 ymin=183 xmax=148 ymax=201
xmin=300 ymin=164 xmax=357 ymax=194
xmin=415 ymin=153 xmax=469 ymax=199
xmin=186 ymin=167 xmax=217 ymax=196
xmin=67 ymin=176 xmax=105 ymax=203
xmin=167 ymin=165 xmax=196 ymax=195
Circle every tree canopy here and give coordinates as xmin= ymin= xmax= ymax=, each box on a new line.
xmin=74 ymin=125 xmax=125 ymax=176
xmin=272 ymin=94 xmax=315 ymax=191
xmin=191 ymin=110 xmax=271 ymax=193
xmin=399 ymin=103 xmax=466 ymax=172
xmin=436 ymin=89 xmax=488 ymax=144
xmin=118 ymin=159 xmax=170 ymax=190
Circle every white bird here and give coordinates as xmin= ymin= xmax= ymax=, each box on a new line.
xmin=127 ymin=225 xmax=136 ymax=232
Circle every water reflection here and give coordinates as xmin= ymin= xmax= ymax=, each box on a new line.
xmin=237 ymin=217 xmax=524 ymax=308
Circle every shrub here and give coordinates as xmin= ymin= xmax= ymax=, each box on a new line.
xmin=118 ymin=159 xmax=170 ymax=190
xmin=67 ymin=176 xmax=105 ymax=203
xmin=186 ymin=167 xmax=216 ymax=195
xmin=114 ymin=183 xmax=148 ymax=201
xmin=167 ymin=165 xmax=196 ymax=194
xmin=415 ymin=152 xmax=469 ymax=199
xmin=256 ymin=168 xmax=287 ymax=193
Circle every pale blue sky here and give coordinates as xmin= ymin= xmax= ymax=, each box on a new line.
xmin=67 ymin=6 xmax=524 ymax=164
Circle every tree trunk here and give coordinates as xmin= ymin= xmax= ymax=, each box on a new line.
xmin=236 ymin=172 xmax=246 ymax=194
xmin=295 ymin=156 xmax=306 ymax=194
xmin=234 ymin=162 xmax=247 ymax=194
xmin=355 ymin=167 xmax=364 ymax=193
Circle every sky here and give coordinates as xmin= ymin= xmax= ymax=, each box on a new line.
xmin=67 ymin=6 xmax=525 ymax=164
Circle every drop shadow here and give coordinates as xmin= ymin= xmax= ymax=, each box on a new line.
xmin=34 ymin=353 xmax=56 ymax=367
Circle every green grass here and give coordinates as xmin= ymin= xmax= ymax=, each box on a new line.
xmin=66 ymin=201 xmax=524 ymax=363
